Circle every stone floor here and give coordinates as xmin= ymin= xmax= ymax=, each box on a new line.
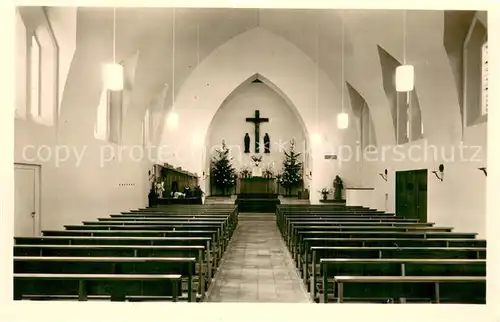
xmin=206 ymin=213 xmax=311 ymax=303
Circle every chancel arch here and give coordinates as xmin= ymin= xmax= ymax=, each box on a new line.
xmin=158 ymin=27 xmax=347 ymax=202
xmin=205 ymin=74 xmax=308 ymax=195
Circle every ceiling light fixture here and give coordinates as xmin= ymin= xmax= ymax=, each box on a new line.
xmin=104 ymin=8 xmax=123 ymax=91
xmin=337 ymin=12 xmax=348 ymax=130
xmin=396 ymin=10 xmax=414 ymax=92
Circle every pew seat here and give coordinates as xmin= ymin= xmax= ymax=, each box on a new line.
xmin=328 ymin=275 xmax=486 ymax=304
xmin=14 ymin=273 xmax=183 ymax=302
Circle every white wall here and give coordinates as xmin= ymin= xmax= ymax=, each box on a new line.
xmin=207 ymin=81 xmax=306 ymax=174
xmin=14 ymin=9 xmax=154 ymax=231
xmin=360 ymin=122 xmax=486 ymax=237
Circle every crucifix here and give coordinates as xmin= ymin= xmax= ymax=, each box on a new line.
xmin=246 ymin=109 xmax=269 ymax=153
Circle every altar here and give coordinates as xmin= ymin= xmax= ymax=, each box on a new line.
xmin=237 ymin=177 xmax=277 ymax=194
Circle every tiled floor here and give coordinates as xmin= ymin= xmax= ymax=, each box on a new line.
xmin=206 ymin=213 xmax=311 ymax=303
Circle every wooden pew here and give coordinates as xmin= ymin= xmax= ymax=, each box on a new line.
xmin=14 ymin=256 xmax=198 ymax=302
xmin=288 ymin=225 xmax=454 ymax=253
xmin=318 ymin=258 xmax=486 ymax=303
xmin=292 ymin=231 xmax=478 ymax=263
xmin=42 ymin=229 xmax=223 ymax=259
xmin=14 ymin=244 xmax=209 ymax=295
xmin=99 ymin=218 xmax=232 ymax=237
xmin=298 ymin=237 xmax=487 ymax=279
xmin=331 ymin=276 xmax=486 ymax=303
xmin=304 ymin=246 xmax=486 ymax=292
xmin=14 ymin=273 xmax=182 ymax=301
xmin=14 ymin=236 xmax=215 ymax=278
xmin=280 ymin=216 xmax=422 ymax=235
xmin=283 ymin=220 xmax=436 ymax=241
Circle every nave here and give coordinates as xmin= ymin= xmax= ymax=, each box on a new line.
xmin=206 ymin=213 xmax=309 ymax=302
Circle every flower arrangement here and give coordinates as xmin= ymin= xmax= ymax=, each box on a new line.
xmin=263 ymin=164 xmax=275 ymax=179
xmin=251 ymin=154 xmax=263 ymax=165
xmin=239 ymin=166 xmax=251 ymax=178
xmin=319 ymin=188 xmax=332 ymax=200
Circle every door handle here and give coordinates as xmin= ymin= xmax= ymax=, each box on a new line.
xmin=31 ymin=212 xmax=36 ymax=218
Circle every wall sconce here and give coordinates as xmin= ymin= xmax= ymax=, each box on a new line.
xmin=478 ymin=167 xmax=487 ymax=176
xmin=432 ymin=164 xmax=444 ymax=182
xmin=379 ymin=169 xmax=388 ymax=181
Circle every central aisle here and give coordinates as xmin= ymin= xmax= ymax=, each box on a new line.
xmin=206 ymin=213 xmax=311 ymax=302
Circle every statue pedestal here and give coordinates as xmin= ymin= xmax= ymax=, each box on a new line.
xmin=345 ymin=188 xmax=374 ymax=207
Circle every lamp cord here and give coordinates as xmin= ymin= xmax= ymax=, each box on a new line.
xmin=341 ymin=13 xmax=344 ymax=113
xmin=315 ymin=22 xmax=319 ymax=131
xmin=172 ymin=8 xmax=176 ymax=112
xmin=403 ymin=10 xmax=406 ymax=65
xmin=113 ymin=8 xmax=116 ymax=64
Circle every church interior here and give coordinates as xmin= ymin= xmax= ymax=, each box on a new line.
xmin=9 ymin=6 xmax=493 ymax=307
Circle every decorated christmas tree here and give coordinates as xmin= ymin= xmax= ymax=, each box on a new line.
xmin=211 ymin=140 xmax=237 ymax=196
xmin=280 ymin=139 xmax=303 ymax=196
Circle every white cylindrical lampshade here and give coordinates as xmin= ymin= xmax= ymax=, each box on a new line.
xmin=337 ymin=112 xmax=349 ymax=129
xmin=167 ymin=110 xmax=179 ymax=131
xmin=395 ymin=65 xmax=414 ymax=92
xmin=104 ymin=63 xmax=124 ymax=91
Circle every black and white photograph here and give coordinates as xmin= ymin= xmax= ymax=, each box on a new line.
xmin=2 ymin=2 xmax=499 ymax=322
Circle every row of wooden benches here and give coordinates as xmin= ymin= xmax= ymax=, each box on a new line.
xmin=14 ymin=204 xmax=238 ymax=302
xmin=276 ymin=205 xmax=487 ymax=303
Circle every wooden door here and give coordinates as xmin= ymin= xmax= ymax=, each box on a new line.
xmin=14 ymin=163 xmax=41 ymax=236
xmin=415 ymin=169 xmax=428 ymax=223
xmin=395 ymin=169 xmax=428 ymax=222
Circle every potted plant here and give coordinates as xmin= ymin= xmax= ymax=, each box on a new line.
xmin=319 ymin=188 xmax=331 ymax=201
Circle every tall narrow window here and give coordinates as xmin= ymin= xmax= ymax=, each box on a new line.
xmin=94 ymin=89 xmax=110 ymax=141
xmin=15 ymin=11 xmax=27 ymax=119
xmin=463 ymin=13 xmax=487 ymax=126
xmin=481 ymin=41 xmax=488 ymax=115
xmin=143 ymin=107 xmax=151 ymax=147
xmin=360 ymin=102 xmax=377 ymax=151
xmin=30 ymin=35 xmax=41 ymax=119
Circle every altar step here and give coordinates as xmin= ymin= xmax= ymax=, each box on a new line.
xmin=278 ymin=197 xmax=310 ymax=205
xmin=204 ymin=196 xmax=237 ymax=205
xmin=235 ymin=195 xmax=281 ymax=213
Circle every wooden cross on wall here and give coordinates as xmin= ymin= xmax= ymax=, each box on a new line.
xmin=246 ymin=110 xmax=269 ymax=153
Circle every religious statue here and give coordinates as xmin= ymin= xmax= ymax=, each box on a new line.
xmin=333 ymin=175 xmax=344 ymax=200
xmin=244 ymin=133 xmax=250 ymax=153
xmin=264 ymin=133 xmax=270 ymax=153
